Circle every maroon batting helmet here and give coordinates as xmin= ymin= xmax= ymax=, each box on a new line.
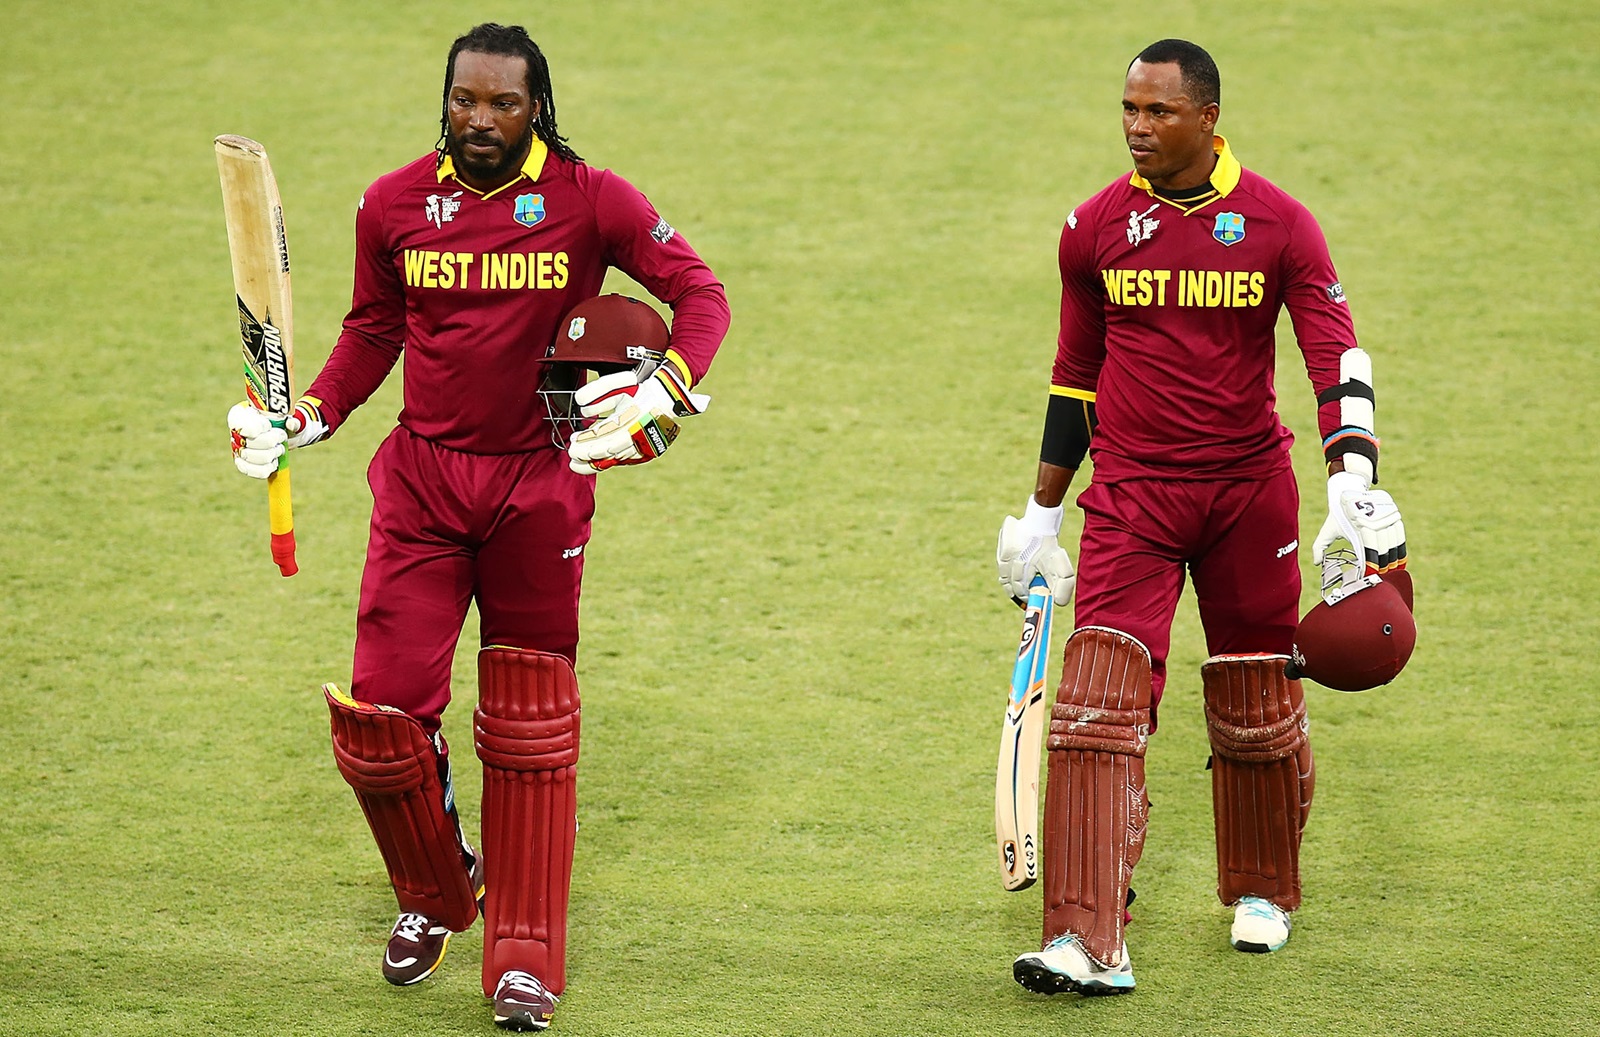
xmin=537 ymin=295 xmax=670 ymax=447
xmin=1286 ymin=573 xmax=1416 ymax=692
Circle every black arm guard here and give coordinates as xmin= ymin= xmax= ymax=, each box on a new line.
xmin=1040 ymin=391 xmax=1096 ymax=470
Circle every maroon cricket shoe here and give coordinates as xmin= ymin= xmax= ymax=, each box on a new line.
xmin=493 ymin=970 xmax=559 ymax=1031
xmin=381 ymin=848 xmax=486 ymax=986
xmin=382 ymin=912 xmax=452 ymax=986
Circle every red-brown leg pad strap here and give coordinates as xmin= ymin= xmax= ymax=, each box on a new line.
xmin=1042 ymin=627 xmax=1152 ymax=968
xmin=475 ymin=647 xmax=580 ymax=997
xmin=325 ymin=685 xmax=480 ymax=932
xmin=1203 ymin=654 xmax=1315 ymax=910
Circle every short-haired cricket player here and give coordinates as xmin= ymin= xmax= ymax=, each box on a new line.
xmin=995 ymin=38 xmax=1407 ymax=995
xmin=227 ymin=23 xmax=730 ymax=1031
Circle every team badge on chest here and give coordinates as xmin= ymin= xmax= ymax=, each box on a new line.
xmin=1212 ymin=212 xmax=1246 ymax=246
xmin=513 ymin=193 xmax=546 ymax=228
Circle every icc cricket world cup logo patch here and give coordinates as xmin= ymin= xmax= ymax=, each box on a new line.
xmin=1213 ymin=212 xmax=1246 ymax=246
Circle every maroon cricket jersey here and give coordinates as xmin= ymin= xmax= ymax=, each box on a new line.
xmin=307 ymin=141 xmax=730 ymax=454
xmin=1053 ymin=137 xmax=1356 ymax=482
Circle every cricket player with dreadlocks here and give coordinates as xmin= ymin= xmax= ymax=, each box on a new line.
xmin=226 ymin=23 xmax=729 ymax=1031
xmin=995 ymin=39 xmax=1407 ymax=996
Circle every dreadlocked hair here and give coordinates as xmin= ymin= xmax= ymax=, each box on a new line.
xmin=436 ymin=23 xmax=581 ymax=165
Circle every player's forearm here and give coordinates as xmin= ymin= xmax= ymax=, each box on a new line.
xmin=659 ymin=278 xmax=729 ymax=386
xmin=1032 ymin=461 xmax=1075 ymax=509
xmin=304 ymin=328 xmax=403 ymax=434
xmin=1034 ymin=387 xmax=1094 ymax=507
xmin=1315 ymin=347 xmax=1380 ymax=484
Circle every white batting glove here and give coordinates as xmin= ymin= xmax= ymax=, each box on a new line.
xmin=228 ymin=398 xmax=328 ymax=479
xmin=1311 ymin=470 xmax=1408 ymax=573
xmin=284 ymin=398 xmax=330 ymax=449
xmin=229 ymin=403 xmax=286 ymax=478
xmin=996 ymin=498 xmax=1076 ymax=607
xmin=567 ymin=366 xmax=710 ymax=475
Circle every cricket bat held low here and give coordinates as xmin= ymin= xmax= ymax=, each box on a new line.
xmin=994 ymin=575 xmax=1054 ymax=890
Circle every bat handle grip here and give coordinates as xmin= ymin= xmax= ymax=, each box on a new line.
xmin=267 ymin=462 xmax=298 ymax=577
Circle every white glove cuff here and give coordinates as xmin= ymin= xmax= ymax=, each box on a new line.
xmin=1327 ymin=469 xmax=1368 ymax=507
xmin=1020 ymin=497 xmax=1065 ymax=538
xmin=633 ymin=376 xmax=675 ymax=418
xmin=1339 ymin=453 xmax=1375 ymax=485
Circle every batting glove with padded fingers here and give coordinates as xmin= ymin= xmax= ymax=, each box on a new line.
xmin=996 ymin=498 xmax=1076 ymax=607
xmin=228 ymin=397 xmax=328 ymax=479
xmin=1311 ymin=470 xmax=1407 ymax=574
xmin=567 ymin=365 xmax=710 ymax=475
xmin=229 ymin=403 xmax=286 ymax=478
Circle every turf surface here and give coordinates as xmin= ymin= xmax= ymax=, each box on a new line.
xmin=1 ymin=1 xmax=1596 ymax=1034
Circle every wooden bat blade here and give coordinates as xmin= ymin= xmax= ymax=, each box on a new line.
xmin=215 ymin=134 xmax=295 ymax=419
xmin=216 ymin=134 xmax=298 ymax=576
xmin=995 ymin=575 xmax=1054 ymax=890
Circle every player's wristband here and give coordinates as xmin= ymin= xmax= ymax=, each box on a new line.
xmin=1322 ymin=427 xmax=1379 ymax=481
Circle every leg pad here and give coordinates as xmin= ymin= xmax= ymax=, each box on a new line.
xmin=326 ymin=685 xmax=480 ymax=932
xmin=1042 ymin=627 xmax=1152 ymax=968
xmin=1204 ymin=655 xmax=1314 ymax=910
xmin=476 ymin=647 xmax=581 ymax=997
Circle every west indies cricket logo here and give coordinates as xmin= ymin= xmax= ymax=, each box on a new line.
xmin=1213 ymin=212 xmax=1246 ymax=246
xmin=513 ymin=193 xmax=546 ymax=228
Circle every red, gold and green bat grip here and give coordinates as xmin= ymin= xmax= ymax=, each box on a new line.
xmin=266 ymin=436 xmax=297 ymax=577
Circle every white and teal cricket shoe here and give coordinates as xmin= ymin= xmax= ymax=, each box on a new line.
xmin=1230 ymin=896 xmax=1292 ymax=953
xmin=1013 ymin=934 xmax=1135 ymax=996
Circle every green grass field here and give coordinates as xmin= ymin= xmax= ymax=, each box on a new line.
xmin=3 ymin=1 xmax=1597 ymax=1034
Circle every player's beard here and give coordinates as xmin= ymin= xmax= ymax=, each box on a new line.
xmin=448 ymin=120 xmax=536 ymax=184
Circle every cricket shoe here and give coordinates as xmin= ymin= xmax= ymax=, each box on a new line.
xmin=1013 ymin=934 xmax=1135 ymax=996
xmin=381 ymin=850 xmax=486 ymax=986
xmin=492 ymin=970 xmax=559 ymax=1031
xmin=1230 ymin=895 xmax=1292 ymax=953
xmin=383 ymin=912 xmax=452 ymax=986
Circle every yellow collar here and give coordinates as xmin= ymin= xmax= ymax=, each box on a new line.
xmin=1129 ymin=135 xmax=1241 ymax=200
xmin=436 ymin=139 xmax=550 ymax=199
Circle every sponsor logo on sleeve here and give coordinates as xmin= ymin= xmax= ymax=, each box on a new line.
xmin=513 ymin=193 xmax=547 ymax=227
xmin=1212 ymin=212 xmax=1246 ymax=246
xmin=650 ymin=218 xmax=675 ymax=244
xmin=1326 ymin=281 xmax=1347 ymax=303
xmin=1067 ymin=209 xmax=1078 ymax=230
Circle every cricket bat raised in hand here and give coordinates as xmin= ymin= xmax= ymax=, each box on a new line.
xmin=215 ymin=134 xmax=298 ymax=577
xmin=995 ymin=574 xmax=1054 ymax=890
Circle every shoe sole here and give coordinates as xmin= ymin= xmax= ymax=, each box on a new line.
xmin=1231 ymin=938 xmax=1286 ymax=954
xmin=494 ymin=1009 xmax=550 ymax=1031
xmin=1013 ymin=958 xmax=1134 ymax=997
